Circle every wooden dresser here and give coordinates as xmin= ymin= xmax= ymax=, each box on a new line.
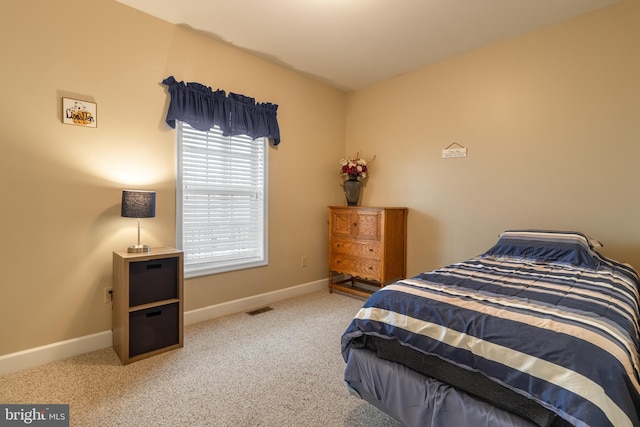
xmin=328 ymin=206 xmax=408 ymax=297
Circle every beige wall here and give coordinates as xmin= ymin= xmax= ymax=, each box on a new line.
xmin=347 ymin=0 xmax=640 ymax=276
xmin=0 ymin=0 xmax=346 ymax=356
xmin=1 ymin=0 xmax=639 ymax=359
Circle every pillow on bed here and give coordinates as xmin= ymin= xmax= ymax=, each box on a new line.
xmin=586 ymin=235 xmax=604 ymax=248
xmin=483 ymin=230 xmax=602 ymax=269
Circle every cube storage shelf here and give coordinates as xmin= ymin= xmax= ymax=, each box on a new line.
xmin=112 ymin=247 xmax=184 ymax=365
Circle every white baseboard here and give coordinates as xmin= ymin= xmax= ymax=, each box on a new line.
xmin=0 ymin=331 xmax=113 ymax=377
xmin=0 ymin=279 xmax=327 ymax=377
xmin=184 ymin=278 xmax=327 ymax=325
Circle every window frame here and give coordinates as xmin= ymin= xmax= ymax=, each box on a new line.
xmin=176 ymin=121 xmax=268 ymax=278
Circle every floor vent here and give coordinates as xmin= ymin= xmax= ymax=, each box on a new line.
xmin=246 ymin=306 xmax=274 ymax=316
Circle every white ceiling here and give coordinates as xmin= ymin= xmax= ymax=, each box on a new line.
xmin=116 ymin=0 xmax=620 ymax=91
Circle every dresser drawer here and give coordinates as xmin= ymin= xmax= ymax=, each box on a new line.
xmin=331 ymin=239 xmax=381 ymax=259
xmin=330 ymin=256 xmax=381 ymax=281
xmin=330 ymin=208 xmax=381 ymax=241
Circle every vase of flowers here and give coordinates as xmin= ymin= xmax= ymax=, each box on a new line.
xmin=340 ymin=154 xmax=370 ymax=206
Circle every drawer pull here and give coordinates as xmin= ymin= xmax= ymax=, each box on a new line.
xmin=368 ymin=248 xmax=374 ymax=252
xmin=146 ymin=310 xmax=162 ymax=317
xmin=336 ymin=244 xmax=341 ymax=247
xmin=147 ymin=264 xmax=162 ymax=270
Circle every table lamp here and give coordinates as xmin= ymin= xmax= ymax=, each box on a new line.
xmin=121 ymin=190 xmax=156 ymax=253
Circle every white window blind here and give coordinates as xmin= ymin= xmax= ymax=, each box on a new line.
xmin=177 ymin=121 xmax=268 ymax=278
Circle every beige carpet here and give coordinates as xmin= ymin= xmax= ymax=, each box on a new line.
xmin=0 ymin=290 xmax=402 ymax=426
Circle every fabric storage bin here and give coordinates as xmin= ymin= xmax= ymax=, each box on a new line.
xmin=129 ymin=303 xmax=179 ymax=357
xmin=129 ymin=257 xmax=178 ymax=306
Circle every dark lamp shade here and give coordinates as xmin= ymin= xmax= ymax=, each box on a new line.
xmin=121 ymin=190 xmax=156 ymax=218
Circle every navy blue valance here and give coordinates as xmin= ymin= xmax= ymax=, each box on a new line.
xmin=162 ymin=76 xmax=281 ymax=145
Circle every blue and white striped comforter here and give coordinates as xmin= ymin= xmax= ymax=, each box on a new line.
xmin=342 ymin=231 xmax=640 ymax=427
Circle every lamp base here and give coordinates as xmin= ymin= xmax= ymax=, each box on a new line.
xmin=127 ymin=244 xmax=151 ymax=253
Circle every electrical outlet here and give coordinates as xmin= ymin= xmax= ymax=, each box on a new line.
xmin=301 ymin=256 xmax=308 ymax=267
xmin=104 ymin=287 xmax=113 ymax=304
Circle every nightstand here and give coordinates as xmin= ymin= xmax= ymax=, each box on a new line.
xmin=112 ymin=247 xmax=184 ymax=364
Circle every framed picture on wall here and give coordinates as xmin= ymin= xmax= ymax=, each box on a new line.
xmin=62 ymin=97 xmax=97 ymax=128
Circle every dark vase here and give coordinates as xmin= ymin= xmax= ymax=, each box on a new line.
xmin=343 ymin=174 xmax=362 ymax=206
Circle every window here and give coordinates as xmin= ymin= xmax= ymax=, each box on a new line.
xmin=177 ymin=121 xmax=268 ymax=278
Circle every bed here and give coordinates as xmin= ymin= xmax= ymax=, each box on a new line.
xmin=341 ymin=230 xmax=640 ymax=427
